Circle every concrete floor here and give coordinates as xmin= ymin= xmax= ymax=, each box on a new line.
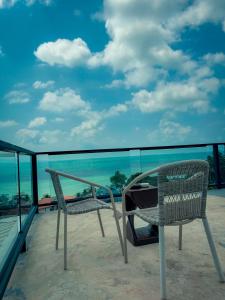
xmin=3 ymin=190 xmax=225 ymax=300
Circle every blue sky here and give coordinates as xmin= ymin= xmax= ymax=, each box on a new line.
xmin=0 ymin=0 xmax=225 ymax=151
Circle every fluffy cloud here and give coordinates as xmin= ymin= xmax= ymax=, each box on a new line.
xmin=0 ymin=120 xmax=17 ymax=127
xmin=70 ymin=102 xmax=128 ymax=139
xmin=5 ymin=90 xmax=30 ymax=104
xmin=39 ymin=130 xmax=63 ymax=144
xmin=33 ymin=80 xmax=55 ymax=89
xmin=34 ymin=38 xmax=91 ymax=67
xmin=17 ymin=128 xmax=39 ymax=142
xmin=87 ymin=0 xmax=199 ymax=86
xmin=169 ymin=0 xmax=225 ymax=31
xmin=148 ymin=118 xmax=192 ymax=144
xmin=131 ymin=76 xmax=220 ymax=114
xmin=105 ymin=103 xmax=127 ymax=117
xmin=34 ymin=0 xmax=225 ymax=89
xmin=16 ymin=128 xmax=64 ymax=146
xmin=39 ymin=88 xmax=90 ymax=113
xmin=0 ymin=0 xmax=16 ymax=8
xmin=71 ymin=113 xmax=103 ymax=138
xmin=26 ymin=0 xmax=52 ymax=6
xmin=28 ymin=117 xmax=46 ymax=128
xmin=0 ymin=0 xmax=52 ymax=8
xmin=203 ymin=52 xmax=225 ymax=65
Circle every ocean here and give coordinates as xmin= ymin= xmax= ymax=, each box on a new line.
xmin=0 ymin=148 xmax=212 ymax=201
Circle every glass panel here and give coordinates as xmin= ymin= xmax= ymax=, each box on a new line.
xmin=19 ymin=154 xmax=33 ymax=226
xmin=140 ymin=146 xmax=211 ymax=185
xmin=0 ymin=151 xmax=19 ymax=270
xmin=37 ymin=151 xmax=143 ymax=209
xmin=218 ymin=145 xmax=225 ymax=184
xmin=207 ymin=146 xmax=217 ymax=185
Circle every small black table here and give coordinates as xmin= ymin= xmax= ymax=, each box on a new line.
xmin=125 ymin=183 xmax=159 ymax=246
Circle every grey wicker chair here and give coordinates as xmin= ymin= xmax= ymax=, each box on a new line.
xmin=46 ymin=168 xmax=124 ymax=270
xmin=122 ymin=160 xmax=225 ymax=300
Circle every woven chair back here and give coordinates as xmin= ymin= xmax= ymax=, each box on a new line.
xmin=157 ymin=160 xmax=209 ymax=225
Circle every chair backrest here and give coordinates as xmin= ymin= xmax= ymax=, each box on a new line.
xmin=157 ymin=160 xmax=209 ymax=225
xmin=46 ymin=169 xmax=67 ymax=211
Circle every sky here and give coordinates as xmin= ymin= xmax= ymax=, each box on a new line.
xmin=0 ymin=0 xmax=225 ymax=152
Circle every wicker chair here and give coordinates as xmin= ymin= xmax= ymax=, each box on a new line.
xmin=122 ymin=160 xmax=225 ymax=300
xmin=46 ymin=168 xmax=124 ymax=270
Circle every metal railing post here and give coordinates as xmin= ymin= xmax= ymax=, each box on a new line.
xmin=213 ymin=144 xmax=222 ymax=189
xmin=32 ymin=154 xmax=39 ymax=212
xmin=16 ymin=152 xmax=22 ymax=232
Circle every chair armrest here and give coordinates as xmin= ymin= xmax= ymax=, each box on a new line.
xmin=45 ymin=168 xmax=117 ymax=208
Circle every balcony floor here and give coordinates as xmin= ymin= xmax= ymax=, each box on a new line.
xmin=4 ymin=189 xmax=225 ymax=300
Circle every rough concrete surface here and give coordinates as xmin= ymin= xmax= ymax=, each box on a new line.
xmin=4 ymin=190 xmax=225 ymax=300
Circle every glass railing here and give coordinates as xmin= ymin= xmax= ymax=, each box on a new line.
xmin=19 ymin=154 xmax=34 ymax=226
xmin=0 ymin=142 xmax=37 ymax=297
xmin=218 ymin=145 xmax=225 ymax=184
xmin=36 ymin=144 xmax=224 ymax=208
xmin=0 ymin=151 xmax=18 ymax=271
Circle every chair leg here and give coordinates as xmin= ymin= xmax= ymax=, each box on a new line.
xmin=97 ymin=209 xmax=105 ymax=237
xmin=159 ymin=226 xmax=167 ymax=300
xmin=56 ymin=208 xmax=61 ymax=250
xmin=122 ymin=213 xmax=128 ymax=263
xmin=178 ymin=224 xmax=182 ymax=250
xmin=202 ymin=218 xmax=225 ymax=282
xmin=64 ymin=213 xmax=67 ymax=270
xmin=113 ymin=210 xmax=124 ymax=257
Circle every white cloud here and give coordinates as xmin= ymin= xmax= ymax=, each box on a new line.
xmin=39 ymin=130 xmax=63 ymax=144
xmin=131 ymin=76 xmax=220 ymax=114
xmin=17 ymin=128 xmax=39 ymax=142
xmin=26 ymin=0 xmax=53 ymax=6
xmin=33 ymin=80 xmax=55 ymax=89
xmin=16 ymin=128 xmax=64 ymax=146
xmin=105 ymin=103 xmax=127 ymax=117
xmin=104 ymin=79 xmax=124 ymax=89
xmin=159 ymin=119 xmax=192 ymax=137
xmin=39 ymin=88 xmax=90 ymax=113
xmin=33 ymin=0 xmax=225 ymax=88
xmin=86 ymin=0 xmax=198 ymax=86
xmin=0 ymin=0 xmax=52 ymax=8
xmin=203 ymin=52 xmax=225 ymax=65
xmin=148 ymin=118 xmax=192 ymax=144
xmin=169 ymin=0 xmax=225 ymax=31
xmin=71 ymin=103 xmax=128 ymax=139
xmin=71 ymin=114 xmax=103 ymax=138
xmin=28 ymin=117 xmax=46 ymax=128
xmin=0 ymin=120 xmax=18 ymax=128
xmin=0 ymin=0 xmax=17 ymax=8
xmin=5 ymin=90 xmax=30 ymax=104
xmin=34 ymin=38 xmax=91 ymax=67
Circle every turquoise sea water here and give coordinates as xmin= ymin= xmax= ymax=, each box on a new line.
xmin=0 ymin=148 xmax=212 ymax=202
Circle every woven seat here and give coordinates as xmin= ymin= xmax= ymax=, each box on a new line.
xmin=134 ymin=197 xmax=202 ymax=225
xmin=46 ymin=168 xmax=124 ymax=270
xmin=134 ymin=207 xmax=159 ymax=225
xmin=67 ymin=198 xmax=111 ymax=215
xmin=122 ymin=160 xmax=225 ymax=300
